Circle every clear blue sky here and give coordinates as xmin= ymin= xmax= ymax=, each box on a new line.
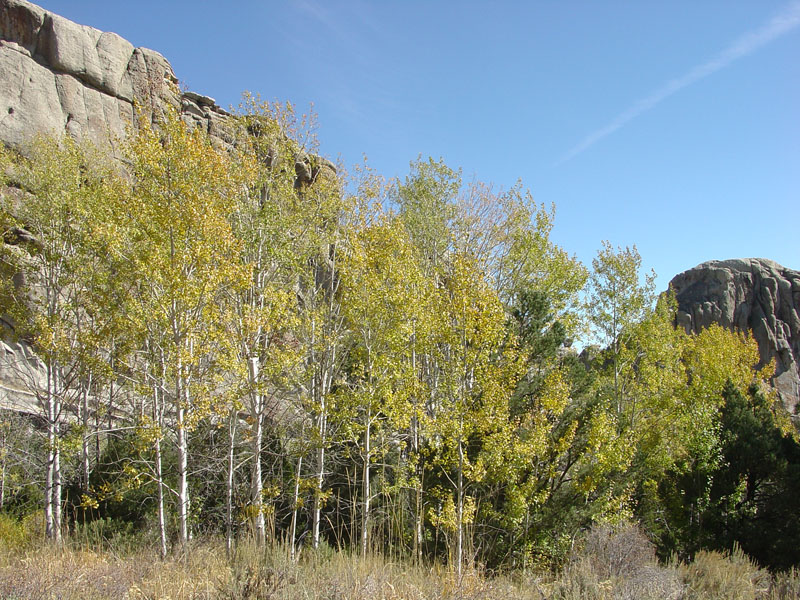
xmin=36 ymin=1 xmax=800 ymax=288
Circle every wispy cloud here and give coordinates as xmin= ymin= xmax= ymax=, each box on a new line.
xmin=557 ymin=1 xmax=800 ymax=165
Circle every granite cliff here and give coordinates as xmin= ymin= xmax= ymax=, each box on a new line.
xmin=0 ymin=0 xmax=335 ymax=179
xmin=0 ymin=0 xmax=241 ymax=415
xmin=671 ymin=258 xmax=800 ymax=415
xmin=0 ymin=0 xmax=237 ymax=154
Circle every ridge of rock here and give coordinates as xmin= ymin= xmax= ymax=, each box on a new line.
xmin=0 ymin=0 xmax=236 ymax=153
xmin=670 ymin=258 xmax=800 ymax=415
xmin=0 ymin=0 xmax=336 ymax=174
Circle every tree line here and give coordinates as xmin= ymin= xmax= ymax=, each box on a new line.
xmin=0 ymin=99 xmax=797 ymax=571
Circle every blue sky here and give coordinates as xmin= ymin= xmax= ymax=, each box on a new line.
xmin=36 ymin=1 xmax=800 ymax=288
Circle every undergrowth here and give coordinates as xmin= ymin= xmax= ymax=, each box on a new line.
xmin=0 ymin=516 xmax=797 ymax=599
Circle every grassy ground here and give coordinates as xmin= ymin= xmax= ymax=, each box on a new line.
xmin=0 ymin=518 xmax=798 ymax=599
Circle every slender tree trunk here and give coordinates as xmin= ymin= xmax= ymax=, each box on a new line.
xmin=176 ymin=367 xmax=189 ymax=546
xmin=81 ymin=378 xmax=91 ymax=492
xmin=45 ymin=418 xmax=54 ymax=539
xmin=456 ymin=435 xmax=464 ymax=581
xmin=155 ymin=436 xmax=167 ymax=559
xmin=411 ymin=340 xmax=424 ymax=564
xmin=290 ymin=453 xmax=303 ymax=561
xmin=53 ymin=417 xmax=62 ymax=544
xmin=309 ymin=320 xmax=322 ymax=551
xmin=154 ymin=384 xmax=168 ymax=560
xmin=226 ymin=407 xmax=237 ymax=559
xmin=311 ymin=352 xmax=328 ymax=550
xmin=44 ymin=359 xmax=62 ymax=544
xmin=95 ymin=382 xmax=103 ymax=473
xmin=52 ymin=373 xmax=62 ymax=543
xmin=313 ymin=414 xmax=325 ymax=549
xmin=414 ymin=439 xmax=423 ymax=565
xmin=44 ymin=360 xmax=53 ymax=540
xmin=361 ymin=405 xmax=371 ymax=556
xmin=248 ymin=357 xmax=265 ymax=545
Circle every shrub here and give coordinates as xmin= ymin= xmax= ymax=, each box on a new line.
xmin=550 ymin=522 xmax=684 ymax=600
xmin=580 ymin=522 xmax=656 ymax=579
xmin=0 ymin=513 xmax=26 ymax=551
xmin=682 ymin=546 xmax=770 ymax=600
xmin=769 ymin=568 xmax=800 ymax=600
xmin=0 ymin=511 xmax=42 ymax=551
xmin=613 ymin=564 xmax=684 ymax=600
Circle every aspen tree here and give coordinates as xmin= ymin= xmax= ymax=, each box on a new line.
xmin=120 ymin=110 xmax=249 ymax=546
xmin=228 ymin=97 xmax=322 ymax=546
xmin=293 ymin=163 xmax=350 ymax=552
xmin=587 ymin=242 xmax=656 ymax=419
xmin=428 ymin=252 xmax=519 ymax=578
xmin=339 ymin=208 xmax=426 ymax=554
xmin=0 ymin=137 xmax=120 ymax=543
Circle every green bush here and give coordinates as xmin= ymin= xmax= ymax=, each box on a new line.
xmin=70 ymin=516 xmax=158 ymax=553
xmin=0 ymin=511 xmax=42 ymax=551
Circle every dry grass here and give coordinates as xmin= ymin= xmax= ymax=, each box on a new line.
xmin=680 ymin=546 xmax=769 ymax=600
xmin=0 ymin=547 xmax=133 ymax=599
xmin=0 ymin=522 xmax=798 ymax=599
xmin=0 ymin=540 xmax=542 ymax=600
xmin=680 ymin=547 xmax=800 ymax=600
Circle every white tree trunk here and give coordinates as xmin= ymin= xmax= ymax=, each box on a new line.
xmin=290 ymin=453 xmax=303 ymax=561
xmin=154 ymin=377 xmax=168 ymax=559
xmin=248 ymin=357 xmax=265 ymax=545
xmin=155 ymin=436 xmax=167 ymax=559
xmin=53 ymin=423 xmax=62 ymax=544
xmin=456 ymin=437 xmax=464 ymax=581
xmin=413 ymin=418 xmax=423 ymax=564
xmin=226 ymin=408 xmax=237 ymax=558
xmin=176 ymin=370 xmax=189 ymax=545
xmin=45 ymin=422 xmax=54 ymax=540
xmin=44 ymin=359 xmax=62 ymax=543
xmin=361 ymin=406 xmax=371 ymax=556
xmin=312 ymin=415 xmax=325 ymax=549
xmin=81 ymin=380 xmax=91 ymax=492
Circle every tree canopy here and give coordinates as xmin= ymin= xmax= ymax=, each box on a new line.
xmin=0 ymin=103 xmax=794 ymax=572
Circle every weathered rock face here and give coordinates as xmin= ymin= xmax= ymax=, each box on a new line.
xmin=0 ymin=0 xmax=237 ymax=415
xmin=0 ymin=0 xmax=236 ymax=154
xmin=0 ymin=1 xmax=340 ymax=416
xmin=670 ymin=258 xmax=800 ymax=415
xmin=0 ymin=0 xmax=338 ymax=173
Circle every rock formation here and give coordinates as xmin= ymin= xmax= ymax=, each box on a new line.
xmin=0 ymin=0 xmax=239 ymax=153
xmin=671 ymin=258 xmax=800 ymax=416
xmin=0 ymin=0 xmax=340 ymax=415
xmin=0 ymin=0 xmax=337 ymax=177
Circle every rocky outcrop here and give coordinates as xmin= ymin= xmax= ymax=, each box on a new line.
xmin=0 ymin=0 xmax=341 ymax=418
xmin=0 ymin=0 xmax=235 ymax=154
xmin=670 ymin=258 xmax=800 ymax=415
xmin=0 ymin=0 xmax=337 ymax=174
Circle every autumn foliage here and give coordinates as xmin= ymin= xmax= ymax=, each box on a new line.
xmin=0 ymin=101 xmax=796 ymax=582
